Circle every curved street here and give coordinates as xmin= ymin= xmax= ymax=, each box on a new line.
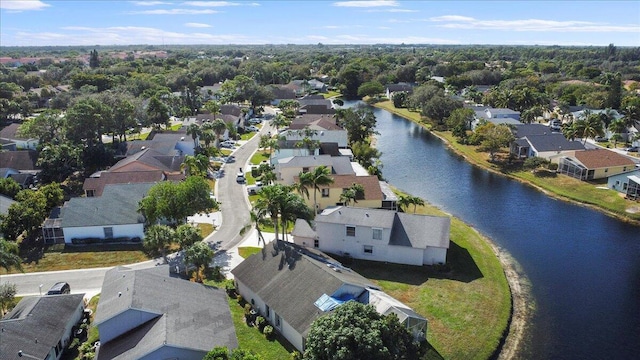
xmin=1 ymin=115 xmax=275 ymax=298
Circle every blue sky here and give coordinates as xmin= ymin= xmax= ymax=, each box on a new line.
xmin=1 ymin=0 xmax=639 ymax=47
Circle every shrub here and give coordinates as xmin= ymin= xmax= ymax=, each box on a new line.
xmin=290 ymin=351 xmax=302 ymax=360
xmin=523 ymin=156 xmax=550 ymax=169
xmin=263 ymin=325 xmax=274 ymax=340
xmin=236 ymin=294 xmax=244 ymax=305
xmin=256 ymin=316 xmax=266 ymax=331
xmin=548 ymin=162 xmax=559 ymax=171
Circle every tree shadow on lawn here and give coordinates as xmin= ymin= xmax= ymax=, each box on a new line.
xmin=333 ymin=241 xmax=483 ymax=285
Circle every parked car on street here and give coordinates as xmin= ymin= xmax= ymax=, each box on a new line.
xmin=247 ymin=181 xmax=263 ymax=195
xmin=246 ymin=125 xmax=259 ymax=132
xmin=236 ymin=172 xmax=246 ymax=183
xmin=221 ymin=140 xmax=236 ymax=148
xmin=46 ymin=282 xmax=70 ymax=295
xmin=595 ymin=136 xmax=608 ymax=142
xmin=249 ymin=118 xmax=263 ymax=124
xmin=626 ymin=146 xmax=639 ymax=152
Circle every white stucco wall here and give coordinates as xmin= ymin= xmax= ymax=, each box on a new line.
xmin=314 ymin=222 xmax=423 ymax=266
xmin=63 ymin=224 xmax=144 ymax=244
xmin=423 ymin=247 xmax=447 ymax=265
xmin=236 ymin=279 xmax=305 ymax=352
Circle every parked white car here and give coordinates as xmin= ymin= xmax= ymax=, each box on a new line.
xmin=246 ymin=125 xmax=259 ymax=132
xmin=247 ymin=181 xmax=263 ymax=195
xmin=221 ymin=140 xmax=236 ymax=148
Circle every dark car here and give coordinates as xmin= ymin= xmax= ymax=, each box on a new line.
xmin=626 ymin=146 xmax=639 ymax=153
xmin=46 ymin=282 xmax=70 ymax=295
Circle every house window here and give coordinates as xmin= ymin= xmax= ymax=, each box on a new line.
xmin=346 ymin=226 xmax=356 ymax=237
xmin=265 ymin=305 xmax=270 ymax=318
xmin=623 ymin=183 xmax=628 ymax=190
xmin=302 ymin=167 xmax=310 ymax=173
xmin=604 ymin=168 xmax=608 ymax=173
xmin=275 ymin=313 xmax=281 ymax=328
xmin=363 ymin=245 xmax=373 ymax=254
xmin=314 ymin=239 xmax=319 ymax=248
xmin=372 ymin=228 xmax=382 ymax=240
xmin=103 ymin=227 xmax=113 ymax=239
xmin=86 ymin=189 xmax=95 ymax=197
xmin=321 ymin=188 xmax=330 ymax=197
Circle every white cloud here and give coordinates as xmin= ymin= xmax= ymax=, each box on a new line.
xmin=130 ymin=1 xmax=170 ymax=5
xmin=183 ymin=1 xmax=241 ymax=6
xmin=366 ymin=8 xmax=418 ymax=13
xmin=333 ymin=1 xmax=398 ymax=8
xmin=306 ymin=33 xmax=458 ymax=45
xmin=128 ymin=8 xmax=218 ymax=14
xmin=13 ymin=26 xmax=250 ymax=45
xmin=0 ymin=0 xmax=50 ymax=11
xmin=185 ymin=22 xmax=212 ymax=28
xmin=429 ymin=15 xmax=640 ymax=33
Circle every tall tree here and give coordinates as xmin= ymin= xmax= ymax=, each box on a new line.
xmin=64 ymin=97 xmax=110 ymax=147
xmin=0 ymin=239 xmax=22 ymax=274
xmin=186 ymin=123 xmax=201 ymax=150
xmin=143 ymin=224 xmax=174 ymax=260
xmin=89 ymin=49 xmax=100 ymax=68
xmin=304 ymin=301 xmax=420 ymax=360
xmin=297 ymin=166 xmax=334 ymax=214
xmin=184 ymin=242 xmax=214 ymax=282
xmin=336 ymin=106 xmax=378 ymax=145
xmin=146 ymin=96 xmax=170 ymax=130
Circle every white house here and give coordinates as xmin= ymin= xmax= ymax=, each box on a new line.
xmin=607 ymin=169 xmax=640 ymax=195
xmin=292 ymin=206 xmax=450 ymax=266
xmin=0 ymin=123 xmax=38 ymax=150
xmin=231 ymin=241 xmax=427 ymax=353
xmin=279 ymin=129 xmax=349 ymax=148
xmin=42 ymin=183 xmax=153 ymax=245
xmin=95 ymin=266 xmax=237 ymax=360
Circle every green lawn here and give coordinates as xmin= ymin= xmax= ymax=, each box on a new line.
xmin=2 ymin=244 xmax=150 ymax=274
xmin=323 ymin=90 xmax=341 ymax=99
xmin=241 ymin=132 xmax=256 ymax=141
xmin=250 ymin=150 xmax=271 ymax=165
xmin=238 ymin=247 xmax=262 ymax=258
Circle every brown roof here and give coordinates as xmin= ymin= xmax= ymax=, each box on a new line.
xmin=323 ymin=175 xmax=383 ymax=201
xmin=0 ymin=123 xmax=25 ymax=140
xmin=0 ymin=150 xmax=38 ymax=171
xmin=83 ymin=170 xmax=165 ymax=196
xmin=289 ymin=114 xmax=340 ymax=131
xmin=573 ymin=149 xmax=636 ymax=169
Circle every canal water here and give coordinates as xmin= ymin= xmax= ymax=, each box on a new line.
xmin=344 ymin=102 xmax=640 ymax=359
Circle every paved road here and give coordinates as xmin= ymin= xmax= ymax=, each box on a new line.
xmin=2 ymin=115 xmax=275 ymax=297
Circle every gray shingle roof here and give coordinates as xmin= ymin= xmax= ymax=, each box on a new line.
xmin=231 ymin=241 xmax=375 ymax=336
xmin=277 ymin=155 xmax=354 ymax=175
xmin=95 ymin=266 xmax=237 ymax=359
xmin=291 ymin=218 xmax=317 ymax=239
xmin=524 ymin=134 xmax=585 ymax=152
xmin=109 ymin=148 xmax=184 ymax=173
xmin=60 ymin=183 xmax=153 ymax=228
xmin=1 ymin=294 xmax=85 ymax=360
xmin=514 ymin=124 xmax=554 ymax=137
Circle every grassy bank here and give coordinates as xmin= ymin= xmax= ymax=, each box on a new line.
xmin=374 ymin=100 xmax=640 ymax=223
xmin=237 ymin=197 xmax=511 ymax=360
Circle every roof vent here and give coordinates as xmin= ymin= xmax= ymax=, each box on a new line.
xmin=141 ymin=146 xmax=146 ymax=150
xmin=118 ymin=292 xmax=122 ymax=297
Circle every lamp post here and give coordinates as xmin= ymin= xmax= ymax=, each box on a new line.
xmin=39 ymin=284 xmax=43 ymax=296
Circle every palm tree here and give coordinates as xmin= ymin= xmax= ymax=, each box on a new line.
xmin=297 ymin=166 xmax=334 ymax=214
xmin=409 ymin=196 xmax=425 ymax=214
xmin=186 ymin=123 xmax=201 ymax=150
xmin=181 ymin=154 xmax=210 ymax=177
xmin=0 ymin=239 xmax=22 ymax=274
xmin=144 ymin=224 xmax=174 ymax=261
xmin=609 ymin=118 xmax=628 ymax=147
xmin=184 ymin=242 xmax=214 ymax=283
xmin=272 ymin=113 xmax=289 ymax=132
xmin=211 ymin=119 xmax=227 ymax=146
xmin=279 ymin=192 xmax=313 ymax=241
xmin=204 ymin=100 xmax=221 ymax=121
xmin=254 ymin=184 xmax=287 ymax=241
xmin=398 ymin=195 xmax=412 ymax=213
xmin=340 ymin=188 xmax=357 ymax=206
xmin=250 ymin=208 xmax=267 ymax=246
xmin=581 ymin=114 xmax=605 ymax=144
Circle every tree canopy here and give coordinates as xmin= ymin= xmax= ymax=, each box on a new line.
xmin=304 ymin=301 xmax=421 ymax=360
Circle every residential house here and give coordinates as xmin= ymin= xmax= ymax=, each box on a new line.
xmin=558 ymin=149 xmax=637 ymax=181
xmin=200 ymin=84 xmax=223 ymax=101
xmin=268 ymin=85 xmax=297 ymax=106
xmin=0 ymin=150 xmax=40 ymax=187
xmin=385 ymin=83 xmax=414 ymax=99
xmin=0 ymin=294 xmax=85 ymax=360
xmin=292 ymin=206 xmax=450 ymax=266
xmin=108 ymin=148 xmax=184 ymax=176
xmin=231 ymin=240 xmax=427 ymax=353
xmin=0 ymin=123 xmax=38 ymax=150
xmin=42 ymin=183 xmax=153 ymax=244
xmin=95 ymin=266 xmax=237 ymax=360
xmin=607 ymin=169 xmax=640 ymax=198
xmin=83 ymin=170 xmax=166 ymax=197
xmin=122 ymin=131 xmax=195 ymax=158
xmin=510 ymin=125 xmax=585 ymax=161
xmin=471 ymin=107 xmax=521 ymax=129
xmin=288 ymin=114 xmax=341 ymax=131
xmin=220 ymin=104 xmax=249 ymax=128
xmin=279 ymin=129 xmax=348 ymax=148
xmin=297 ymin=95 xmax=335 ymax=115
xmin=302 ymin=174 xmax=384 ymax=211
xmin=274 ymin=155 xmax=355 ymax=185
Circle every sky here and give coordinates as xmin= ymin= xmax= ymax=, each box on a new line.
xmin=0 ymin=0 xmax=639 ymax=47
